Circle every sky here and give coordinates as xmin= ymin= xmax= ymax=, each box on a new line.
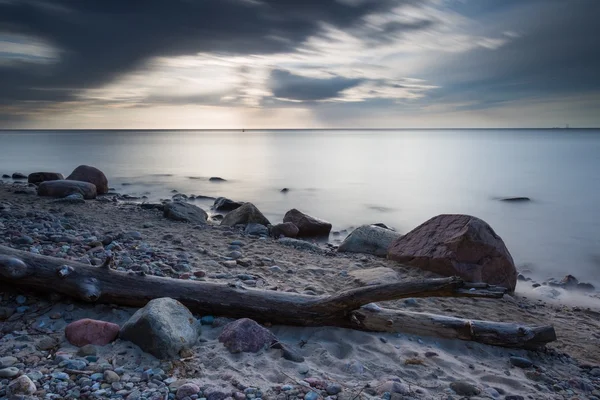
xmin=0 ymin=0 xmax=599 ymax=129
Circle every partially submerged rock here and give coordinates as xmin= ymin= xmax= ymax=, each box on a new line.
xmin=387 ymin=214 xmax=517 ymax=291
xmin=66 ymin=165 xmax=109 ymax=194
xmin=221 ymin=202 xmax=270 ymax=226
xmin=500 ymin=197 xmax=531 ymax=202
xmin=12 ymin=172 xmax=27 ymax=180
xmin=283 ymin=208 xmax=332 ymax=237
xmin=213 ymin=197 xmax=244 ymax=212
xmin=120 ymin=297 xmax=199 ymax=359
xmin=28 ymin=172 xmax=64 ymax=185
xmin=38 ymin=180 xmax=97 ymax=200
xmin=65 ymin=318 xmax=120 ymax=346
xmin=218 ymin=318 xmax=277 ymax=353
xmin=163 ymin=201 xmax=208 ymax=224
xmin=209 ymin=177 xmax=227 ymax=182
xmin=338 ymin=224 xmax=401 ymax=257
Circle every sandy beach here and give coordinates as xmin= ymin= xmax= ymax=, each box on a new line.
xmin=1 ymin=177 xmax=600 ymax=400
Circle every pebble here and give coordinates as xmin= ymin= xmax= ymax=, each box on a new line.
xmin=450 ymin=381 xmax=480 ymax=396
xmin=6 ymin=375 xmax=37 ymax=396
xmin=326 ymin=383 xmax=342 ymax=395
xmin=77 ymin=344 xmax=98 ymax=356
xmin=0 ymin=366 xmax=20 ymax=378
xmin=509 ymin=356 xmax=533 ymax=369
xmin=201 ymin=316 xmax=215 ymax=325
xmin=227 ymin=251 xmax=243 ymax=260
xmin=0 ymin=356 xmax=18 ymax=368
xmin=304 ymin=392 xmax=319 ymax=400
xmin=15 ymin=295 xmax=27 ymax=304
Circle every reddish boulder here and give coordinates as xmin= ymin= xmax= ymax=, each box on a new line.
xmin=218 ymin=318 xmax=277 ymax=353
xmin=67 ymin=165 xmax=109 ymax=194
xmin=283 ymin=209 xmax=332 ymax=237
xmin=28 ymin=172 xmax=64 ymax=185
xmin=270 ymin=222 xmax=299 ymax=238
xmin=65 ymin=318 xmax=120 ymax=346
xmin=387 ymin=214 xmax=517 ymax=291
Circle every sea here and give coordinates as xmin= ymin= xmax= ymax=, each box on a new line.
xmin=1 ymin=129 xmax=599 ymax=286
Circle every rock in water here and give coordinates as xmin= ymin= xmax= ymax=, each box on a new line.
xmin=283 ymin=209 xmax=332 ymax=237
xmin=270 ymin=222 xmax=299 ymax=238
xmin=209 ymin=177 xmax=227 ymax=182
xmin=65 ymin=319 xmax=120 ymax=346
xmin=163 ymin=201 xmax=208 ymax=224
xmin=500 ymin=197 xmax=531 ymax=202
xmin=218 ymin=318 xmax=277 ymax=353
xmin=213 ymin=197 xmax=244 ymax=212
xmin=28 ymin=172 xmax=65 ymax=185
xmin=38 ymin=180 xmax=97 ymax=199
xmin=66 ymin=165 xmax=109 ymax=194
xmin=387 ymin=214 xmax=517 ymax=291
xmin=221 ymin=203 xmax=270 ymax=226
xmin=120 ymin=298 xmax=199 ymax=359
xmin=338 ymin=224 xmax=401 ymax=257
xmin=12 ymin=172 xmax=27 ymax=179
xmin=7 ymin=375 xmax=37 ymax=396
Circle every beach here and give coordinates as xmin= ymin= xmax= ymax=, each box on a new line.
xmin=1 ymin=176 xmax=600 ymax=400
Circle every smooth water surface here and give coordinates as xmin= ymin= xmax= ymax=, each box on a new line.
xmin=1 ymin=129 xmax=599 ymax=284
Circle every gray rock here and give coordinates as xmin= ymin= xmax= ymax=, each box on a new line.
xmin=7 ymin=375 xmax=37 ymax=396
xmin=509 ymin=356 xmax=533 ymax=368
xmin=326 ymin=384 xmax=342 ymax=395
xmin=177 ymin=383 xmax=200 ymax=399
xmin=270 ymin=222 xmax=299 ymax=238
xmin=338 ymin=225 xmax=401 ymax=257
xmin=450 ymin=381 xmax=480 ymax=396
xmin=283 ymin=209 xmax=332 ymax=237
xmin=163 ymin=202 xmax=208 ymax=224
xmin=38 ymin=180 xmax=97 ymax=199
xmin=120 ymin=298 xmax=200 ymax=359
xmin=0 ymin=367 xmax=20 ymax=378
xmin=0 ymin=356 xmax=18 ymax=368
xmin=281 ymin=346 xmax=305 ymax=363
xmin=245 ymin=223 xmax=268 ymax=236
xmin=12 ymin=172 xmax=27 ymax=179
xmin=104 ymin=370 xmax=120 ymax=383
xmin=278 ymin=237 xmax=324 ymax=253
xmin=221 ymin=202 xmax=270 ymax=227
xmin=209 ymin=177 xmax=227 ymax=182
xmin=28 ymin=172 xmax=65 ymax=185
xmin=218 ymin=318 xmax=277 ymax=353
xmin=213 ymin=197 xmax=244 ymax=212
xmin=66 ymin=165 xmax=109 ymax=194
xmin=52 ymin=193 xmax=85 ymax=204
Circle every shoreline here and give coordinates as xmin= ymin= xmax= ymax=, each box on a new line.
xmin=1 ymin=179 xmax=600 ymax=399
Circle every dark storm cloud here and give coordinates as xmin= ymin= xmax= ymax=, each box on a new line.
xmin=0 ymin=0 xmax=408 ymax=111
xmin=269 ymin=69 xmax=362 ymax=101
xmin=423 ymin=0 xmax=600 ymax=110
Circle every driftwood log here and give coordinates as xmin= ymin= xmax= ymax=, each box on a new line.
xmin=0 ymin=245 xmax=556 ymax=349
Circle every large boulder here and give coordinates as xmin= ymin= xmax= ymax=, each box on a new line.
xmin=338 ymin=225 xmax=401 ymax=257
xmin=283 ymin=209 xmax=332 ymax=237
xmin=271 ymin=222 xmax=299 ymax=238
xmin=66 ymin=165 xmax=109 ymax=194
xmin=38 ymin=180 xmax=97 ymax=199
xmin=387 ymin=214 xmax=517 ymax=291
xmin=163 ymin=201 xmax=208 ymax=224
xmin=120 ymin=298 xmax=200 ymax=359
xmin=213 ymin=197 xmax=244 ymax=212
xmin=221 ymin=202 xmax=270 ymax=226
xmin=28 ymin=172 xmax=64 ymax=185
xmin=218 ymin=318 xmax=277 ymax=353
xmin=65 ymin=318 xmax=120 ymax=346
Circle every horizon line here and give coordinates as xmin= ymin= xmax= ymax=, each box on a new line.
xmin=1 ymin=127 xmax=599 ymax=131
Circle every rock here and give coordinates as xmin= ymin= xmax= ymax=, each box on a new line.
xmin=387 ymin=214 xmax=517 ymax=291
xmin=12 ymin=172 xmax=27 ymax=179
xmin=280 ymin=188 xmax=289 ymax=193
xmin=245 ymin=223 xmax=269 ymax=236
xmin=450 ymin=381 xmax=480 ymax=396
xmin=500 ymin=197 xmax=531 ymax=202
xmin=176 ymin=383 xmax=200 ymax=399
xmin=213 ymin=197 xmax=244 ymax=212
xmin=338 ymin=225 xmax=401 ymax=257
xmin=218 ymin=318 xmax=277 ymax=353
xmin=377 ymin=381 xmax=410 ymax=396
xmin=163 ymin=201 xmax=208 ymax=224
xmin=53 ymin=193 xmax=85 ymax=204
xmin=281 ymin=346 xmax=305 ymax=362
xmin=7 ymin=375 xmax=37 ymax=396
xmin=0 ymin=356 xmax=18 ymax=368
xmin=120 ymin=297 xmax=199 ymax=359
xmin=38 ymin=180 xmax=97 ymax=199
xmin=36 ymin=335 xmax=57 ymax=350
xmin=104 ymin=370 xmax=120 ymax=383
xmin=221 ymin=202 xmax=270 ymax=227
xmin=0 ymin=367 xmax=20 ymax=378
xmin=349 ymin=267 xmax=399 ymax=286
xmin=304 ymin=392 xmax=319 ymax=400
xmin=326 ymin=383 xmax=342 ymax=395
xmin=509 ymin=356 xmax=533 ymax=368
xmin=560 ymin=274 xmax=579 ymax=288
xmin=577 ymin=282 xmax=596 ymax=291
xmin=65 ymin=319 xmax=120 ymax=346
xmin=2 ymin=174 xmax=10 ymax=178
xmin=283 ymin=209 xmax=332 ymax=237
xmin=28 ymin=172 xmax=64 ymax=185
xmin=270 ymin=222 xmax=299 ymax=238
xmin=66 ymin=165 xmax=109 ymax=194
xmin=278 ymin=237 xmax=324 ymax=253
xmin=209 ymin=177 xmax=227 ymax=182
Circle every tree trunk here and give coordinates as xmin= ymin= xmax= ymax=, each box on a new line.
xmin=0 ymin=245 xmax=556 ymax=349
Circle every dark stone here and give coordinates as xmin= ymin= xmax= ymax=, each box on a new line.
xmin=576 ymin=282 xmax=595 ymax=291
xmin=280 ymin=188 xmax=289 ymax=193
xmin=560 ymin=274 xmax=579 ymax=288
xmin=372 ymin=223 xmax=393 ymax=230
xmin=28 ymin=172 xmax=64 ymax=185
xmin=338 ymin=224 xmax=401 ymax=257
xmin=449 ymin=381 xmax=480 ymax=396
xmin=163 ymin=202 xmax=208 ymax=224
xmin=509 ymin=356 xmax=533 ymax=368
xmin=140 ymin=203 xmax=164 ymax=211
xmin=12 ymin=172 xmax=27 ymax=179
xmin=271 ymin=222 xmax=299 ymax=238
xmin=66 ymin=165 xmax=109 ymax=194
xmin=2 ymin=174 xmax=10 ymax=178
xmin=244 ymin=223 xmax=269 ymax=236
xmin=213 ymin=197 xmax=244 ymax=212
xmin=38 ymin=180 xmax=97 ymax=199
xmin=283 ymin=208 xmax=332 ymax=237
xmin=500 ymin=197 xmax=531 ymax=202
xmin=281 ymin=345 xmax=305 ymax=362
xmin=209 ymin=177 xmax=227 ymax=182
xmin=218 ymin=318 xmax=277 ymax=353
xmin=221 ymin=203 xmax=270 ymax=227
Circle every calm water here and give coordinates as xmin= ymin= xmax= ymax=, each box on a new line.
xmin=1 ymin=129 xmax=600 ymax=285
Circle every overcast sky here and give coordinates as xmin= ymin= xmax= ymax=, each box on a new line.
xmin=1 ymin=0 xmax=599 ymax=129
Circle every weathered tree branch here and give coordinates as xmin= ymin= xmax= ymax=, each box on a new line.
xmin=0 ymin=245 xmax=556 ymax=349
